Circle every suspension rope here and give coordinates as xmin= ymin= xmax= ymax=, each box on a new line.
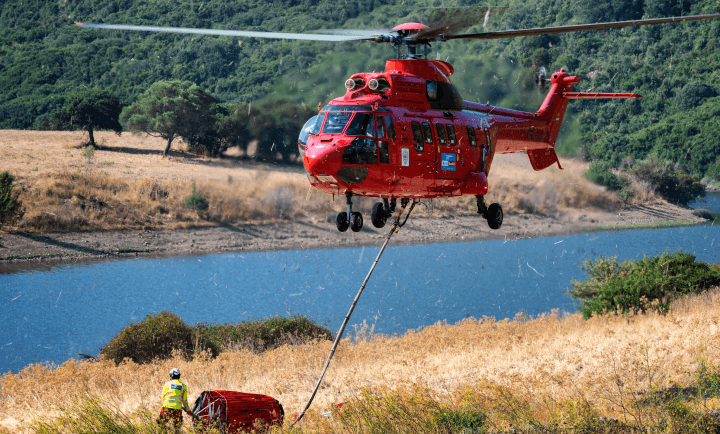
xmin=291 ymin=200 xmax=418 ymax=427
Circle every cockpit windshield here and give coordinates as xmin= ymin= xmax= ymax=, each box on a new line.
xmin=322 ymin=112 xmax=353 ymax=134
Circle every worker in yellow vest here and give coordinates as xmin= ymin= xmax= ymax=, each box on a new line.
xmin=158 ymin=368 xmax=193 ymax=432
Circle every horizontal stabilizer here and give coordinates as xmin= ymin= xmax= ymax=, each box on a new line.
xmin=527 ymin=148 xmax=562 ymax=171
xmin=562 ymin=92 xmax=641 ymax=99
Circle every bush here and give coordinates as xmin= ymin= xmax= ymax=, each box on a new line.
xmin=584 ymin=161 xmax=627 ymax=192
xmin=432 ymin=407 xmax=488 ymax=432
xmin=193 ymin=314 xmax=333 ymax=353
xmin=570 ymin=251 xmax=720 ymax=319
xmin=0 ymin=171 xmax=24 ymax=229
xmin=632 ymin=158 xmax=706 ymax=205
xmin=184 ymin=185 xmax=209 ymax=211
xmin=100 ymin=311 xmax=201 ymax=364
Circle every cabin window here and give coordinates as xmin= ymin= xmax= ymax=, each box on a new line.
xmin=422 ymin=122 xmax=433 ymax=144
xmin=435 ymin=123 xmax=447 ymax=145
xmin=322 ymin=112 xmax=353 ymax=134
xmin=467 ymin=126 xmax=477 ymax=147
xmin=411 ymin=121 xmax=424 ymax=152
xmin=446 ymin=124 xmax=456 ymax=145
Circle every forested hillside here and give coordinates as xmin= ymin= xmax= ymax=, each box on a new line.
xmin=1 ymin=0 xmax=719 ymax=179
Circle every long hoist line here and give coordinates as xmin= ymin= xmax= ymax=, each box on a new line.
xmin=291 ymin=199 xmax=418 ymax=427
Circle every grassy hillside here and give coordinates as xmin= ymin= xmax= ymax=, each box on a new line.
xmin=1 ymin=0 xmax=719 ymax=179
xmin=0 ymin=130 xmax=629 ymax=232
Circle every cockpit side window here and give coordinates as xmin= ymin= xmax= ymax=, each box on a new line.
xmin=345 ymin=113 xmax=373 ymax=136
xmin=299 ymin=115 xmax=322 ymax=146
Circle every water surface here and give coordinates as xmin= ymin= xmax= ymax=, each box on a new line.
xmin=2 ymin=223 xmax=718 ymax=374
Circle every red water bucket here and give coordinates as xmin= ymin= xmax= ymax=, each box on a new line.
xmin=192 ymin=390 xmax=283 ymax=433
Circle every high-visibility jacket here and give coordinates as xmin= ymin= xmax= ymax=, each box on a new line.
xmin=162 ymin=379 xmax=189 ymax=410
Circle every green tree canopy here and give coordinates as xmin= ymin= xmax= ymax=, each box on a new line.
xmin=250 ymin=99 xmax=315 ymax=161
xmin=44 ymin=90 xmax=123 ymax=147
xmin=121 ymin=80 xmax=220 ymax=157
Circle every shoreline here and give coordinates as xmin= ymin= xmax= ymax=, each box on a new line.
xmin=0 ymin=201 xmax=709 ymax=271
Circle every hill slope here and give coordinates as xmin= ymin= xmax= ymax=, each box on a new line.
xmin=1 ymin=0 xmax=719 ymax=179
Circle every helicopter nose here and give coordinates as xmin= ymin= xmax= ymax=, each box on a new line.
xmin=304 ymin=143 xmax=343 ymax=177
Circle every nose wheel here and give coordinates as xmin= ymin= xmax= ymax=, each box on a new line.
xmin=337 ymin=193 xmax=365 ymax=232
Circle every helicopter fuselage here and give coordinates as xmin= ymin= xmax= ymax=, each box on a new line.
xmin=300 ymin=59 xmax=601 ymax=200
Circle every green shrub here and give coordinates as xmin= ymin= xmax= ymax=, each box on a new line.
xmin=100 ymin=311 xmax=207 ymax=364
xmin=570 ymin=251 xmax=720 ymax=319
xmin=193 ymin=314 xmax=333 ymax=353
xmin=567 ymin=255 xmax=634 ymax=300
xmin=184 ymin=184 xmax=209 ymax=211
xmin=432 ymin=407 xmax=488 ymax=432
xmin=0 ymin=171 xmax=24 ymax=229
xmin=584 ymin=161 xmax=627 ymax=192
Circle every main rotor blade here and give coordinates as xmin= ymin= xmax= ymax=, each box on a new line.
xmin=81 ymin=23 xmax=374 ymax=42
xmin=448 ymin=13 xmax=720 ymax=40
xmin=413 ymin=7 xmax=509 ymax=40
xmin=313 ymin=28 xmax=393 ymax=37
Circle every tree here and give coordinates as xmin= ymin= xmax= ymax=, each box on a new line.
xmin=48 ymin=90 xmax=123 ymax=147
xmin=675 ymin=81 xmax=717 ymax=112
xmin=215 ymin=103 xmax=252 ymax=157
xmin=121 ymin=81 xmax=219 ymax=157
xmin=250 ymin=99 xmax=315 ymax=162
xmin=0 ymin=171 xmax=24 ymax=230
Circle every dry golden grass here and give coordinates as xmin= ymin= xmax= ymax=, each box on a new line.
xmin=3 ymin=288 xmax=719 ymax=432
xmin=1 ymin=130 xmax=631 ymax=232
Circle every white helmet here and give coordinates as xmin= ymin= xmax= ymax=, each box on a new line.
xmin=170 ymin=368 xmax=180 ymax=379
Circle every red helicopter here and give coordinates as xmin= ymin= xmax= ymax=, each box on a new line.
xmin=84 ymin=12 xmax=720 ymax=232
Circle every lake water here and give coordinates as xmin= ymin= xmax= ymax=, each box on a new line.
xmin=690 ymin=192 xmax=720 ymax=212
xmin=2 ymin=215 xmax=718 ymax=374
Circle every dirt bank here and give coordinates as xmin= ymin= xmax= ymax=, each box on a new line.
xmin=0 ymin=201 xmax=707 ymax=269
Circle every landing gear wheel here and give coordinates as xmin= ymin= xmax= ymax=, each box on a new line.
xmin=336 ymin=212 xmax=349 ymax=232
xmin=349 ymin=212 xmax=363 ymax=232
xmin=350 ymin=212 xmax=363 ymax=232
xmin=371 ymin=202 xmax=387 ymax=228
xmin=487 ymin=203 xmax=503 ymax=230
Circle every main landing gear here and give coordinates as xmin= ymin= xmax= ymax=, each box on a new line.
xmin=336 ymin=195 xmax=399 ymax=232
xmin=371 ymin=198 xmax=396 ymax=229
xmin=476 ymin=195 xmax=503 ymax=230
